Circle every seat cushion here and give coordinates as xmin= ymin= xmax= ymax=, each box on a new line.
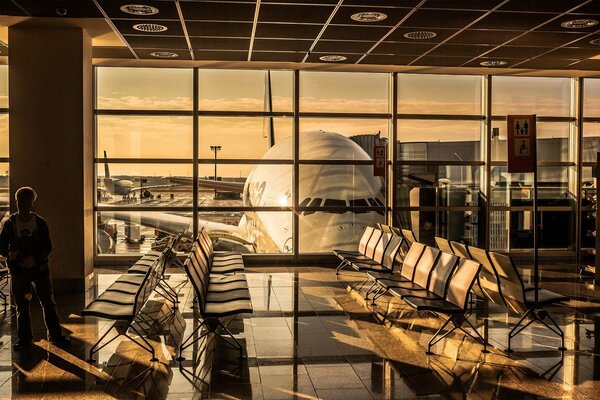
xmin=334 ymin=250 xmax=361 ymax=258
xmin=207 ymin=280 xmax=248 ymax=293
xmin=95 ymin=290 xmax=136 ymax=305
xmin=207 ymin=288 xmax=251 ymax=303
xmin=104 ymin=281 xmax=140 ymax=295
xmin=211 ymin=264 xmax=245 ymax=274
xmin=115 ymin=274 xmax=146 ymax=286
xmin=81 ymin=301 xmax=134 ymax=321
xmin=403 ymin=296 xmax=462 ymax=314
xmin=210 ymin=274 xmax=248 ymax=284
xmin=204 ymin=299 xmax=253 ymax=317
xmin=351 ymin=262 xmax=392 ymax=273
xmin=525 ymin=289 xmax=569 ymax=307
xmin=373 ymin=276 xmax=410 ymax=289
xmin=128 ymin=264 xmax=152 ymax=274
xmin=389 ymin=287 xmax=438 ymax=300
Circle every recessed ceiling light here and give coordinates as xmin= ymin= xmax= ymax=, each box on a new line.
xmin=561 ymin=19 xmax=598 ymax=29
xmin=133 ymin=23 xmax=168 ymax=33
xmin=319 ymin=55 xmax=347 ymax=62
xmin=120 ymin=4 xmax=159 ymax=15
xmin=350 ymin=11 xmax=387 ymax=22
xmin=480 ymin=60 xmax=508 ymax=67
xmin=404 ymin=31 xmax=437 ymax=40
xmin=590 ymin=38 xmax=600 ymax=45
xmin=150 ymin=51 xmax=179 ymax=59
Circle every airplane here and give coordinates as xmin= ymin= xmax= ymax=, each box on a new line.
xmin=99 ymin=150 xmax=174 ymax=200
xmin=99 ymin=130 xmax=386 ymax=254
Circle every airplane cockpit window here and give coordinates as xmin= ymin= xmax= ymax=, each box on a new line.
xmin=303 ymin=198 xmax=322 ymax=216
xmin=349 ymin=199 xmax=369 ymax=206
xmin=299 ymin=198 xmax=311 ymax=207
xmin=368 ymin=198 xmax=384 ymax=207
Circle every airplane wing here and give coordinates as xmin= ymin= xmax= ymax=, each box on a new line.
xmin=129 ymin=184 xmax=177 ymax=193
xmin=169 ymin=177 xmax=245 ymax=193
xmin=103 ymin=211 xmax=252 ymax=246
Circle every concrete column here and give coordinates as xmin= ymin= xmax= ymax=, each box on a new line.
xmin=8 ymin=24 xmax=94 ymax=292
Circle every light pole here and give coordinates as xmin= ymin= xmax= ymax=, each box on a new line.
xmin=210 ymin=145 xmax=222 ymax=198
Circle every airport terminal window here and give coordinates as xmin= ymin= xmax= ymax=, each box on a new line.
xmin=397 ymin=74 xmax=482 ymax=115
xmin=0 ymin=65 xmax=7 ymax=109
xmin=199 ymin=69 xmax=292 ymax=112
xmin=97 ymin=115 xmax=193 ymax=159
xmin=300 ymin=71 xmax=389 ymax=114
xmin=492 ymin=76 xmax=572 ymax=117
xmin=491 ymin=122 xmax=570 ymax=162
xmin=0 ymin=65 xmax=7 ymax=220
xmin=0 ymin=114 xmax=7 ymax=158
xmin=96 ymin=67 xmax=193 ymax=111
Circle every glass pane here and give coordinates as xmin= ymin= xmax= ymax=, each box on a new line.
xmin=96 ymin=67 xmax=193 ymax=110
xmin=299 ymin=164 xmax=385 ymax=206
xmin=584 ymin=78 xmax=600 ymax=116
xmin=300 ymin=71 xmax=389 ymax=113
xmin=490 ymin=167 xmax=569 ymax=204
xmin=0 ymin=65 xmax=7 ymax=109
xmin=396 ymin=166 xmax=482 ymax=207
xmin=299 ymin=121 xmax=389 ymax=160
xmin=97 ymin=211 xmax=193 ymax=255
xmin=199 ymin=211 xmax=292 ymax=254
xmin=299 ymin=211 xmax=384 ymax=253
xmin=490 ymin=211 xmax=509 ymax=251
xmin=398 ymin=74 xmax=482 ymax=115
xmin=397 ymin=120 xmax=482 ymax=161
xmin=97 ymin=115 xmax=193 ymax=159
xmin=509 ymin=211 xmax=573 ymax=249
xmin=199 ymin=117 xmax=293 ymax=159
xmin=97 ymin=163 xmax=193 ymax=207
xmin=492 ymin=76 xmax=571 ymax=117
xmin=435 ymin=211 xmax=481 ymax=246
xmin=198 ymin=164 xmax=291 ymax=207
xmin=199 ymin=69 xmax=293 ymax=112
xmin=491 ymin=122 xmax=570 ymax=162
xmin=0 ymin=114 xmax=7 ymax=157
xmin=582 ymin=122 xmax=600 ymax=162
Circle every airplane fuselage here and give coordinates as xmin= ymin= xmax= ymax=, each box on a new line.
xmin=103 ymin=178 xmax=135 ymax=196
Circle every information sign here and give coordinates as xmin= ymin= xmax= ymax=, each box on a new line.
xmin=507 ymin=115 xmax=536 ymax=173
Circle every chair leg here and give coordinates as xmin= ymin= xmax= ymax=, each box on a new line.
xmin=177 ymin=322 xmax=209 ymax=361
xmin=459 ymin=316 xmax=488 ymax=353
xmin=336 ymin=260 xmax=349 ymax=275
xmin=128 ymin=324 xmax=158 ymax=362
xmin=364 ymin=281 xmax=378 ymax=301
xmin=426 ymin=316 xmax=456 ymax=355
xmin=88 ymin=324 xmax=121 ymax=363
xmin=539 ymin=311 xmax=566 ymax=351
xmin=506 ymin=308 xmax=535 ymax=353
xmin=216 ymin=320 xmax=245 ymax=359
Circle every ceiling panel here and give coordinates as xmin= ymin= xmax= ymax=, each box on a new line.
xmin=448 ymin=29 xmax=523 ymax=45
xmin=510 ymin=31 xmax=590 ymax=46
xmin=191 ymin=37 xmax=250 ymax=50
xmin=540 ymin=14 xmax=600 ymax=33
xmin=363 ymin=54 xmax=417 ymax=65
xmin=343 ymin=0 xmax=422 ymax=6
xmin=306 ymin=53 xmax=362 ymax=63
xmin=568 ymin=1 xmax=600 ymax=14
xmin=462 ymin=57 xmax=528 ymax=68
xmin=386 ymin=28 xmax=460 ymax=43
xmin=566 ymin=59 xmax=600 ymax=70
xmin=471 ymin=11 xmax=559 ymax=30
xmin=374 ymin=41 xmax=437 ymax=55
xmin=0 ymin=1 xmax=28 ymax=16
xmin=510 ymin=58 xmax=583 ymax=69
xmin=186 ymin=21 xmax=253 ymax=37
xmin=330 ymin=6 xmax=409 ymax=26
xmin=92 ymin=46 xmax=134 ymax=59
xmin=136 ymin=48 xmax=192 ymax=60
xmin=422 ymin=0 xmax=506 ymax=10
xmin=194 ymin=50 xmax=247 ymax=61
xmin=484 ymin=45 xmax=551 ymax=59
xmin=412 ymin=55 xmax=476 ymax=66
xmin=125 ymin=35 xmax=189 ymax=50
xmin=569 ymin=34 xmax=600 ymax=48
xmin=428 ymin=44 xmax=496 ymax=57
xmin=179 ymin=1 xmax=256 ymax=22
xmin=313 ymin=40 xmax=377 ymax=53
xmin=97 ymin=0 xmax=179 ymax=20
xmin=15 ymin=0 xmax=102 ymax=18
xmin=403 ymin=9 xmax=487 ymax=28
xmin=321 ymin=25 xmax=390 ymax=41
xmin=256 ymin=23 xmax=322 ymax=39
xmin=259 ymin=4 xmax=334 ymax=24
xmin=251 ymin=51 xmax=305 ymax=62
xmin=253 ymin=38 xmax=313 ymax=52
xmin=112 ymin=19 xmax=184 ymax=36
xmin=539 ymin=46 xmax=600 ymax=59
xmin=499 ymin=0 xmax=592 ymax=13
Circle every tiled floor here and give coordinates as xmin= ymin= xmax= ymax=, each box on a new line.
xmin=0 ymin=264 xmax=599 ymax=399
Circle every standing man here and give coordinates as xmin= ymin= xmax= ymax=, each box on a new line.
xmin=0 ymin=187 xmax=71 ymax=349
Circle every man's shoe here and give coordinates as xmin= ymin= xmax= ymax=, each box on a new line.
xmin=13 ymin=340 xmax=32 ymax=350
xmin=49 ymin=336 xmax=71 ymax=346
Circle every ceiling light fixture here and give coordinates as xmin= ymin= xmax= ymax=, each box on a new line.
xmin=319 ymin=55 xmax=347 ymax=62
xmin=590 ymin=38 xmax=600 ymax=45
xmin=133 ymin=23 xmax=168 ymax=33
xmin=350 ymin=12 xmax=387 ymax=22
xmin=404 ymin=31 xmax=437 ymax=40
xmin=480 ymin=60 xmax=508 ymax=67
xmin=561 ymin=19 xmax=598 ymax=29
xmin=150 ymin=51 xmax=179 ymax=58
xmin=120 ymin=4 xmax=159 ymax=15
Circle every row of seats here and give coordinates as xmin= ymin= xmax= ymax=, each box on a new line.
xmin=434 ymin=236 xmax=569 ymax=352
xmin=177 ymin=227 xmax=253 ymax=360
xmin=81 ymin=233 xmax=181 ymax=362
xmin=337 ymin=226 xmax=570 ymax=354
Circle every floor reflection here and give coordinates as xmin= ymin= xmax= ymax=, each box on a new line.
xmin=0 ymin=264 xmax=599 ymax=398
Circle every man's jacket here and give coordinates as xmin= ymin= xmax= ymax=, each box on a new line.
xmin=0 ymin=213 xmax=52 ymax=270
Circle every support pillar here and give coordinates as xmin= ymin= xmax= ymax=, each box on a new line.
xmin=9 ymin=24 xmax=94 ymax=292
